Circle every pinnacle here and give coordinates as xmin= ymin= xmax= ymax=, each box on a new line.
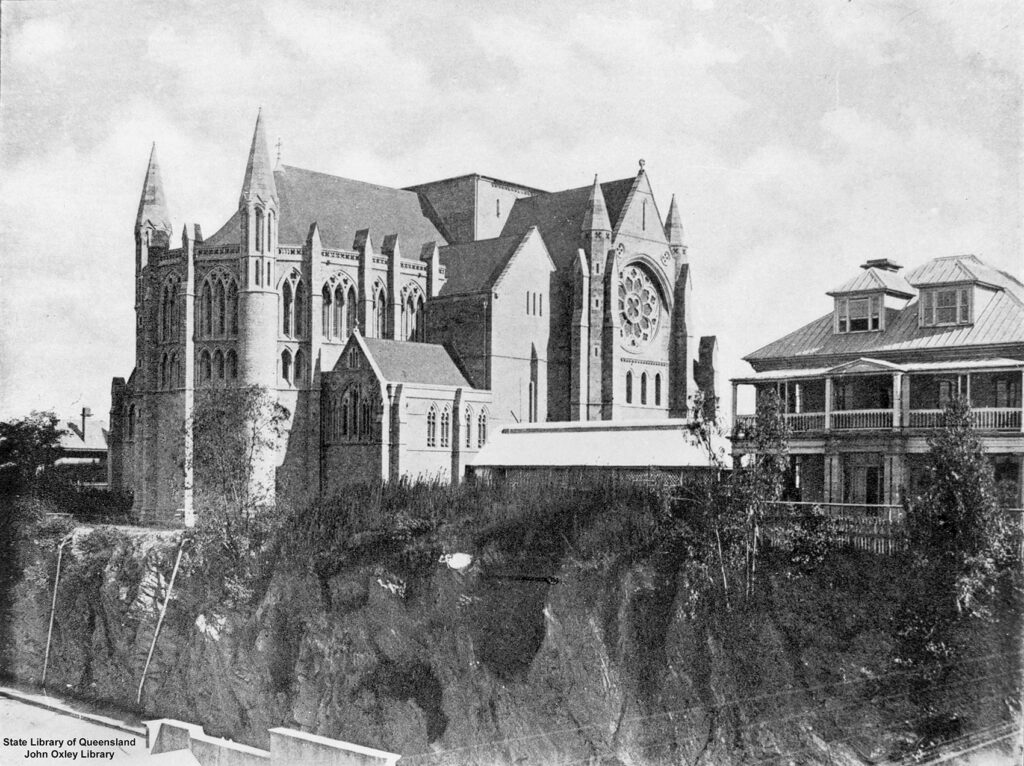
xmin=136 ymin=143 xmax=172 ymax=234
xmin=664 ymin=194 xmax=685 ymax=246
xmin=581 ymin=174 xmax=611 ymax=233
xmin=241 ymin=110 xmax=278 ymax=204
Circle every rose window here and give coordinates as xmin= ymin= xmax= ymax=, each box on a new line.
xmin=618 ymin=264 xmax=661 ymax=349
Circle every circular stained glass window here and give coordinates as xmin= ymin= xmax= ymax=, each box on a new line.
xmin=618 ymin=264 xmax=662 ymax=349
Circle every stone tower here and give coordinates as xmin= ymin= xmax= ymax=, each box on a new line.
xmin=580 ymin=175 xmax=612 ymax=420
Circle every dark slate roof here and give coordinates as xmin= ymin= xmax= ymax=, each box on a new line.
xmin=204 ymin=166 xmax=446 ymax=250
xmin=746 ymin=259 xmax=1024 ymax=365
xmin=500 ymin=177 xmax=634 ymax=271
xmin=362 ymin=338 xmax=472 ymax=387
xmin=438 ymin=235 xmax=523 ymax=296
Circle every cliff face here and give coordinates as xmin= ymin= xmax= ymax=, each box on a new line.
xmin=4 ymin=521 xmax=1017 ymax=765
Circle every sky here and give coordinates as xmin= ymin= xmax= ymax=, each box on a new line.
xmin=0 ymin=0 xmax=1021 ymax=423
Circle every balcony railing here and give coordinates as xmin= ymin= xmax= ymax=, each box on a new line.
xmin=831 ymin=409 xmax=891 ymax=429
xmin=908 ymin=407 xmax=1021 ymax=430
xmin=786 ymin=412 xmax=825 ymax=431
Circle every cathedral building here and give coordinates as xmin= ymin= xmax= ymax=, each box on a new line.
xmin=108 ymin=113 xmax=718 ymax=525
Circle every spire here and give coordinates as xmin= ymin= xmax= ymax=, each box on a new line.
xmin=581 ymin=175 xmax=611 ymax=233
xmin=241 ymin=109 xmax=278 ymax=205
xmin=136 ymin=143 xmax=172 ymax=234
xmin=664 ymin=194 xmax=685 ymax=246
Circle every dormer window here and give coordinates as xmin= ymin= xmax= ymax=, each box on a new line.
xmin=920 ymin=287 xmax=971 ymax=327
xmin=836 ymin=295 xmax=881 ymax=334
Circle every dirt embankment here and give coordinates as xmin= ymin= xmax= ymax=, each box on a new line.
xmin=3 ymin=521 xmax=1017 ymax=765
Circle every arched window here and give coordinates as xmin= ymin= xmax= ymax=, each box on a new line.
xmin=160 ymin=353 xmax=168 ymax=389
xmin=213 ymin=350 xmax=224 ymax=380
xmin=337 ymin=284 xmax=350 ymax=337
xmin=227 ymin=350 xmax=238 ymax=379
xmin=341 ymin=391 xmax=351 ymax=437
xmin=529 ymin=344 xmax=539 ymax=423
xmin=215 ymin=281 xmax=226 ymax=336
xmin=170 ymin=353 xmax=180 ymax=387
xmin=477 ymin=410 xmax=487 ymax=448
xmin=267 ymin=210 xmax=274 ymax=250
xmin=159 ymin=286 xmax=169 ymax=342
xmin=625 ymin=370 xmax=633 ymax=404
xmin=373 ymin=284 xmax=387 ymax=338
xmin=361 ymin=393 xmax=372 ymax=438
xmin=346 ymin=286 xmax=358 ymax=337
xmin=201 ymin=282 xmax=212 ymax=338
xmin=281 ymin=349 xmax=292 ymax=384
xmin=440 ymin=407 xmax=451 ymax=448
xmin=255 ymin=260 xmax=262 ymax=287
xmin=350 ymin=389 xmax=360 ymax=435
xmin=294 ymin=281 xmax=305 ymax=338
xmin=255 ymin=208 xmax=264 ymax=253
xmin=655 ymin=373 xmax=662 ymax=406
xmin=322 ymin=285 xmax=332 ymax=339
xmin=641 ymin=372 xmax=648 ymax=405
xmin=282 ymin=281 xmax=293 ymax=336
xmin=464 ymin=406 xmax=473 ymax=448
xmin=127 ymin=406 xmax=136 ymax=439
xmin=294 ymin=350 xmax=306 ymax=385
xmin=427 ymin=406 xmax=437 ymax=447
xmin=228 ymin=281 xmax=239 ymax=336
xmin=414 ymin=296 xmax=425 ymax=342
xmin=199 ymin=349 xmax=211 ymax=382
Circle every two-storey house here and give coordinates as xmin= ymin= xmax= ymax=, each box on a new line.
xmin=730 ymin=255 xmax=1024 ymax=509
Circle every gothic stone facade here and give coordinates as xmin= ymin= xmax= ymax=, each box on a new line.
xmin=109 ymin=113 xmax=718 ymax=524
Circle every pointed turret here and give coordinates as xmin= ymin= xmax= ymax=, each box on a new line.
xmin=664 ymin=194 xmax=684 ymax=246
xmin=240 ymin=109 xmax=278 ymax=205
xmin=580 ymin=175 xmax=611 ymax=233
xmin=136 ymin=143 xmax=172 ymax=236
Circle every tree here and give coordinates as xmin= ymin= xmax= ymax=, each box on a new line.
xmin=190 ymin=385 xmax=290 ymax=522
xmin=0 ymin=411 xmax=65 ymax=497
xmin=906 ymin=396 xmax=1012 ymax=617
xmin=735 ymin=387 xmax=790 ymax=596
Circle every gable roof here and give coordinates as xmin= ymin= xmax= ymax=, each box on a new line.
xmin=360 ymin=337 xmax=472 ymax=387
xmin=745 ymin=258 xmax=1024 ymax=366
xmin=205 ymin=166 xmax=446 ymax=250
xmin=828 ymin=267 xmax=916 ymax=297
xmin=438 ymin=228 xmax=553 ymax=297
xmin=500 ymin=177 xmax=636 ymax=272
xmin=438 ymin=235 xmax=524 ymax=296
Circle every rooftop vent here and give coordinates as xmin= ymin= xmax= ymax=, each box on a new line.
xmin=860 ymin=258 xmax=902 ymax=272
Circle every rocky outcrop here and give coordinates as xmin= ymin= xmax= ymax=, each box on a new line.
xmin=4 ymin=522 xmax=1017 ymax=765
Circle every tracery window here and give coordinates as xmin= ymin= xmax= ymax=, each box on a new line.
xmin=401 ymin=285 xmax=425 ymax=341
xmin=201 ymin=282 xmax=213 ymax=337
xmin=280 ymin=272 xmax=305 ymax=338
xmin=228 ymin=282 xmax=239 ymax=336
xmin=427 ymin=406 xmax=437 ymax=447
xmin=440 ymin=407 xmax=451 ymax=448
xmin=215 ymin=281 xmax=226 ymax=336
xmin=618 ymin=264 xmax=663 ymax=349
xmin=477 ymin=410 xmax=487 ymax=448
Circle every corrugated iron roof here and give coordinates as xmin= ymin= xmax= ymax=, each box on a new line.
xmin=472 ymin=419 xmax=722 ymax=469
xmin=361 ymin=338 xmax=472 ymax=388
xmin=828 ymin=267 xmax=916 ymax=297
xmin=746 ymin=257 xmax=1024 ymax=365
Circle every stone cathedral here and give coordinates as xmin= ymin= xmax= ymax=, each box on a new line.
xmin=108 ymin=112 xmax=718 ymax=524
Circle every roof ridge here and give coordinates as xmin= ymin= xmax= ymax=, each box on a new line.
xmin=279 ymin=164 xmax=411 ymax=194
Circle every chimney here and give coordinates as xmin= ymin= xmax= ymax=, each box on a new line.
xmin=861 ymin=258 xmax=902 ymax=272
xmin=81 ymin=407 xmax=93 ymax=440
